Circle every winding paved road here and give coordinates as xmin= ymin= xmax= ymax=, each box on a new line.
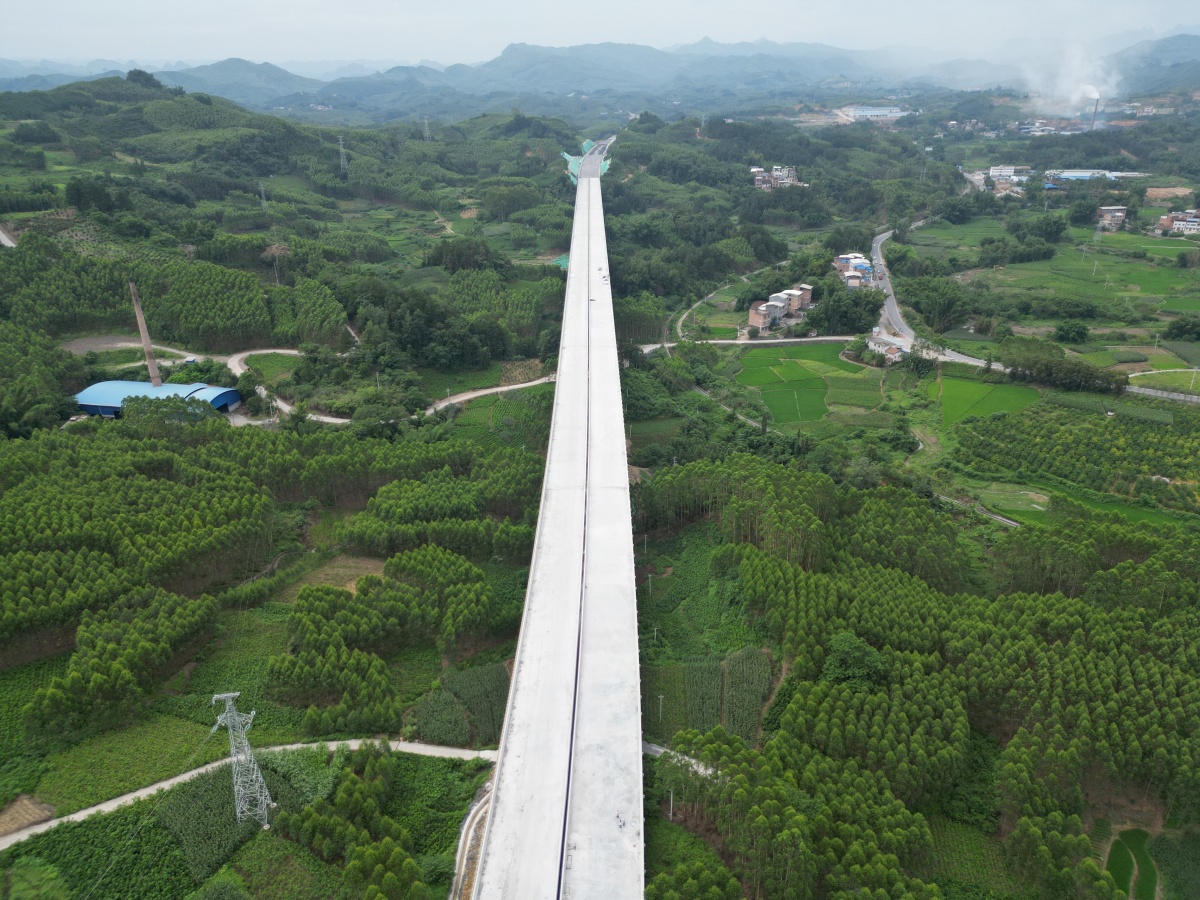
xmin=0 ymin=740 xmax=495 ymax=853
xmin=64 ymin=339 xmax=557 ymax=425
xmin=873 ymin=229 xmax=916 ymax=346
xmin=873 ymin=227 xmax=999 ymax=369
xmin=425 ymin=376 xmax=557 ymax=415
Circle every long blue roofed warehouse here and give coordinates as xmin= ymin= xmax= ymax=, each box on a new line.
xmin=75 ymin=381 xmax=242 ymax=417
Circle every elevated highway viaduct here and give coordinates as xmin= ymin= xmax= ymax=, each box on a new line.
xmin=471 ymin=139 xmax=644 ymax=899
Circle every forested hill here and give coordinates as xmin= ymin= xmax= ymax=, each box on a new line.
xmin=0 ymin=75 xmax=966 ymax=437
xmin=0 ymin=73 xmax=586 ymax=434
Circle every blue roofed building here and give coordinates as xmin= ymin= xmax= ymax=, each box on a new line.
xmin=75 ymin=381 xmax=242 ymax=417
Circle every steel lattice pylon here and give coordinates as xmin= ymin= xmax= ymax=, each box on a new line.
xmin=212 ymin=692 xmax=274 ymax=828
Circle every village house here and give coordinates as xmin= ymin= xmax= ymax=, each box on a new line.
xmin=750 ymin=165 xmax=808 ymax=191
xmin=1158 ymin=210 xmax=1199 ymax=235
xmin=778 ymin=284 xmax=814 ymax=313
xmin=1097 ymin=206 xmax=1128 ymax=230
xmin=867 ymin=333 xmax=907 ymax=364
xmin=748 ymin=283 xmax=815 ymax=331
xmin=748 ymin=299 xmax=786 ymax=330
xmin=833 ymin=252 xmax=874 ymax=288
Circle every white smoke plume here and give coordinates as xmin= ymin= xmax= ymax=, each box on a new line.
xmin=1019 ymin=43 xmax=1123 ymax=116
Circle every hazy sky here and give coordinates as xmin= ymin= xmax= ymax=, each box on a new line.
xmin=1 ymin=0 xmax=1196 ymax=67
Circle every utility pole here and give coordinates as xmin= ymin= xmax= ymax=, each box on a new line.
xmin=212 ymin=693 xmax=274 ymax=828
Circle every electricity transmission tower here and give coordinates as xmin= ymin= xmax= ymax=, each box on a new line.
xmin=423 ymin=116 xmax=432 ymax=141
xmin=259 ymin=183 xmax=268 ymax=211
xmin=338 ymin=135 xmax=348 ymax=172
xmin=211 ymin=693 xmax=274 ymax=828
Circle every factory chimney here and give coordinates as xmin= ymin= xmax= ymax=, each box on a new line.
xmin=129 ymin=281 xmax=162 ymax=387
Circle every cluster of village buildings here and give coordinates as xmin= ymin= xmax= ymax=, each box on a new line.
xmin=1158 ymin=209 xmax=1200 ymax=235
xmin=748 ymin=283 xmax=813 ymax=330
xmin=749 ymin=165 xmax=808 ymax=190
xmin=745 ymin=253 xmax=880 ymax=331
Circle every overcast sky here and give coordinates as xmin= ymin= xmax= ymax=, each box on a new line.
xmin=2 ymin=0 xmax=1196 ymax=68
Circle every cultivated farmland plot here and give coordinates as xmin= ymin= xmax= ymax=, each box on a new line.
xmin=736 ymin=344 xmax=882 ymax=427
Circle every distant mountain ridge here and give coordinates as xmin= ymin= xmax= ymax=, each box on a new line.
xmin=1105 ymin=33 xmax=1200 ymax=93
xmin=155 ymin=58 xmax=323 ymax=107
xmin=2 ymin=33 xmax=1199 ymax=123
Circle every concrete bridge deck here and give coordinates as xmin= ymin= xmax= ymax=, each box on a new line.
xmin=472 ymin=140 xmax=643 ymax=899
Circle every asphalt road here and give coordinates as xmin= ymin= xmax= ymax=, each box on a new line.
xmin=873 ymin=228 xmax=916 ymax=345
xmin=873 ymin=226 xmax=996 ymax=369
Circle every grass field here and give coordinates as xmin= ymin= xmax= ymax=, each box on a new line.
xmin=231 ymin=830 xmax=354 ymax=900
xmin=929 ymin=377 xmax=1040 ymax=426
xmin=1150 ymin=830 xmax=1200 ymax=900
xmin=418 ymin=362 xmax=503 ymax=398
xmin=933 ymin=219 xmax=1200 ymax=317
xmin=1146 ymin=348 xmax=1190 ymax=370
xmin=162 ymin=604 xmax=306 ymax=743
xmin=449 ymin=382 xmax=554 ymax=451
xmin=385 ymin=645 xmax=444 ymax=703
xmin=35 ymin=715 xmax=227 ymax=814
xmin=276 ymin=554 xmax=384 ymax=601
xmin=907 ymin=218 xmax=1009 ymax=259
xmin=246 ymin=352 xmax=301 ymax=386
xmin=974 ymin=479 xmax=1184 ymax=528
xmin=1131 ymin=369 xmax=1200 ymax=395
xmin=928 ymin=815 xmax=1023 ymax=895
xmin=630 ymin=417 xmax=687 ymax=447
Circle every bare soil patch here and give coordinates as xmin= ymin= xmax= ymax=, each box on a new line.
xmin=1081 ymin=769 xmax=1165 ymax=832
xmin=1146 ymin=187 xmax=1194 ymax=200
xmin=277 ymin=554 xmax=385 ymax=602
xmin=0 ymin=795 xmax=55 ymax=838
xmin=0 ymin=626 xmax=76 ymax=672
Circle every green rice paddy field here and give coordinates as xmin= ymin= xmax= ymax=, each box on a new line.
xmin=734 ymin=342 xmax=869 ymax=428
xmin=927 ymin=377 xmax=1040 ymax=426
